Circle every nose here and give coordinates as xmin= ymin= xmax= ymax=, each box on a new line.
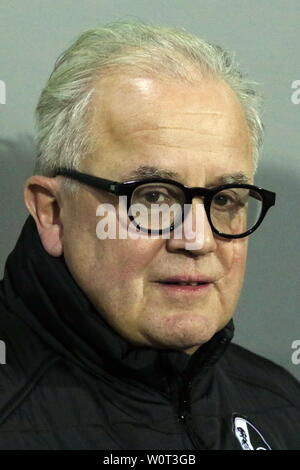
xmin=166 ymin=198 xmax=217 ymax=255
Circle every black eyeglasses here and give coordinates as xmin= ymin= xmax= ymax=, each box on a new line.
xmin=54 ymin=168 xmax=276 ymax=239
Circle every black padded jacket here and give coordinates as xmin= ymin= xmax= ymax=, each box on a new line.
xmin=0 ymin=215 xmax=300 ymax=450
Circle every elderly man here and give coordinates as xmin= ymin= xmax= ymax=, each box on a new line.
xmin=0 ymin=22 xmax=299 ymax=451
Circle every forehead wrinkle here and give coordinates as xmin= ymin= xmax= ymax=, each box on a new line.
xmin=113 ymin=109 xmax=226 ymax=134
xmin=131 ymin=126 xmax=226 ymax=136
xmin=147 ymin=142 xmax=193 ymax=150
xmin=126 ymin=124 xmax=235 ymax=148
xmin=150 ymin=111 xmax=224 ymax=116
xmin=120 ymin=115 xmax=242 ymax=145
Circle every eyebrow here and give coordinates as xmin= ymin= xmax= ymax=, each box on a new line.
xmin=120 ymin=165 xmax=251 ymax=186
xmin=218 ymin=172 xmax=251 ymax=185
xmin=121 ymin=166 xmax=182 ymax=182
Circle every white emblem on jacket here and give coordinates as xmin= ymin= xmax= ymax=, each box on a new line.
xmin=233 ymin=416 xmax=271 ymax=450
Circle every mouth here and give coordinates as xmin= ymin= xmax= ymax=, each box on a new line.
xmin=159 ymin=281 xmax=209 ymax=286
xmin=154 ymin=276 xmax=213 ymax=295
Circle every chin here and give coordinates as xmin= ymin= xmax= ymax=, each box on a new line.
xmin=142 ymin=320 xmax=218 ymax=352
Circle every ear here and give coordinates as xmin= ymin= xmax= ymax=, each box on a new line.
xmin=24 ymin=175 xmax=64 ymax=257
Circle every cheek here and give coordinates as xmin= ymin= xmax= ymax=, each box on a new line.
xmin=232 ymin=239 xmax=248 ymax=276
xmin=213 ymin=239 xmax=248 ymax=319
xmin=65 ymin=197 xmax=162 ymax=285
xmin=218 ymin=238 xmax=248 ymax=286
xmin=95 ymin=238 xmax=163 ymax=284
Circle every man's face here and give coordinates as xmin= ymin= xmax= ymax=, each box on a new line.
xmin=60 ymin=71 xmax=253 ymax=354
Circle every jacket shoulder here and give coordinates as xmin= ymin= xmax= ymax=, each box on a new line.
xmin=220 ymin=342 xmax=300 ymax=408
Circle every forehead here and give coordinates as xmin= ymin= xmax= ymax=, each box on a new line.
xmin=86 ymin=71 xmax=253 ymax=185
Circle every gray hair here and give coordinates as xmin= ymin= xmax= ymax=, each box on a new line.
xmin=34 ymin=21 xmax=264 ymax=197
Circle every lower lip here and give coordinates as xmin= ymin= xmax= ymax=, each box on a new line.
xmin=155 ymin=282 xmax=212 ymax=295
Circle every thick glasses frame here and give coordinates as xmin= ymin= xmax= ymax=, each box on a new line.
xmin=54 ymin=168 xmax=276 ymax=239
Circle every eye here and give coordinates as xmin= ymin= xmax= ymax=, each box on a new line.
xmin=212 ymin=189 xmax=248 ymax=212
xmin=132 ymin=184 xmax=181 ymax=207
xmin=142 ymin=190 xmax=170 ymax=204
xmin=213 ymin=191 xmax=236 ymax=207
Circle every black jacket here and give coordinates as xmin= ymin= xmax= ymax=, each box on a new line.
xmin=0 ymin=215 xmax=300 ymax=450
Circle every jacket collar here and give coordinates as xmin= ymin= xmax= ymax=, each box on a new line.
xmin=1 ymin=215 xmax=234 ymax=392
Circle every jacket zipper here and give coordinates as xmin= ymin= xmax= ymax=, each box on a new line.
xmin=175 ymin=373 xmax=207 ymax=449
xmin=167 ymin=335 xmax=230 ymax=446
xmin=177 ymin=373 xmax=192 ymax=424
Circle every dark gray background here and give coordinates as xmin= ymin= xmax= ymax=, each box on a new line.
xmin=0 ymin=0 xmax=299 ymax=378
